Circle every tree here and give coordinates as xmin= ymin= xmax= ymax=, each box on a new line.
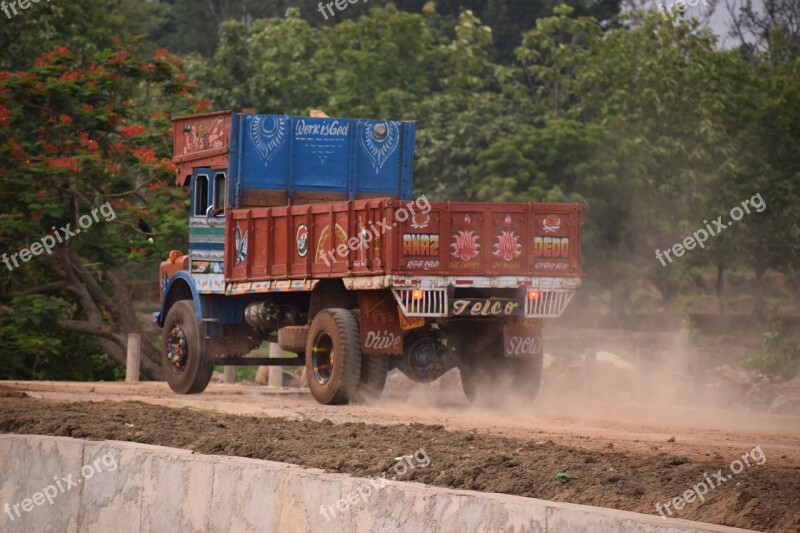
xmin=0 ymin=43 xmax=199 ymax=379
xmin=0 ymin=0 xmax=167 ymax=71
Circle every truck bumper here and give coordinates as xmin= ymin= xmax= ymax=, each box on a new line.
xmin=366 ymin=275 xmax=581 ymax=319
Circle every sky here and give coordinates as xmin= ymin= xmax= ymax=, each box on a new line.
xmin=639 ymin=0 xmax=764 ymax=48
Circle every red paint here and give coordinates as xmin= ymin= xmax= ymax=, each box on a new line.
xmin=224 ymin=199 xmax=583 ymax=281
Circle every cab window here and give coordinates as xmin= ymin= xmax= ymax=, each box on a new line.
xmin=212 ymin=172 xmax=226 ymax=216
xmin=194 ymin=174 xmax=209 ymax=217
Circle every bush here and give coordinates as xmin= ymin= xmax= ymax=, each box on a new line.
xmin=745 ymin=321 xmax=800 ymax=380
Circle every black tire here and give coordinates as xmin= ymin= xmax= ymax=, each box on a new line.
xmin=460 ymin=336 xmax=543 ymax=404
xmin=351 ymin=310 xmax=389 ymax=403
xmin=305 ymin=309 xmax=362 ymax=405
xmin=162 ymin=300 xmax=214 ymax=394
xmin=460 ymin=356 xmax=496 ymax=404
xmin=278 ymin=325 xmax=309 ymax=354
xmin=356 ymin=355 xmax=390 ymax=403
xmin=509 ymin=355 xmax=543 ymax=400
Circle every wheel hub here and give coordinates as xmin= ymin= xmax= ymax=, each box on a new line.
xmin=167 ymin=325 xmax=188 ymax=373
xmin=311 ymin=333 xmax=334 ymax=385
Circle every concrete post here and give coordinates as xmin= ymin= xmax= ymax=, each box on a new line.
xmin=269 ymin=343 xmax=283 ymax=387
xmin=224 ymin=366 xmax=236 ymax=384
xmin=125 ymin=334 xmax=141 ymax=383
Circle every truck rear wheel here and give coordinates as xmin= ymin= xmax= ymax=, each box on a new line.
xmin=350 ymin=309 xmax=389 ymax=403
xmin=355 ymin=355 xmax=390 ymax=403
xmin=305 ymin=309 xmax=362 ymax=405
xmin=460 ymin=337 xmax=543 ymax=405
xmin=162 ymin=300 xmax=214 ymax=395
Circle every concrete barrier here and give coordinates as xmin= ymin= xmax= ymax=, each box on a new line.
xmin=0 ymin=435 xmax=753 ymax=532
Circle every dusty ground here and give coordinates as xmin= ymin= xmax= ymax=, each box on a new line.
xmin=1 ymin=381 xmax=799 ymax=531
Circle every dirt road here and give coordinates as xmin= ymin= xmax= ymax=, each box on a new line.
xmin=5 ymin=379 xmax=799 ymax=469
xmin=2 ymin=380 xmax=799 ymax=530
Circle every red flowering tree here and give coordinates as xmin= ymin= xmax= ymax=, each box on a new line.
xmin=0 ymin=42 xmax=211 ymax=379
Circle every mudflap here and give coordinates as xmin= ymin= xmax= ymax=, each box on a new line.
xmin=502 ymin=321 xmax=543 ymax=359
xmin=358 ymin=291 xmax=404 ymax=356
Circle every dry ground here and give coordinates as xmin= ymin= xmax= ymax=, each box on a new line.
xmin=1 ymin=381 xmax=798 ymax=531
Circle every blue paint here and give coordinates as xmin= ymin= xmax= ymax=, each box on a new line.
xmin=229 ymin=114 xmax=414 ymax=205
xmin=158 ymin=271 xmax=202 ymax=326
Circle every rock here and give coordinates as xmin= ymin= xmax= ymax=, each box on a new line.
xmin=706 ymin=364 xmax=762 ymax=405
xmin=745 ymin=378 xmax=782 ymax=408
xmin=706 ymin=364 xmax=760 ymax=389
xmin=596 ymin=351 xmax=635 ymax=370
xmin=295 ymin=367 xmax=308 ymax=389
xmin=768 ymin=396 xmax=800 ymax=415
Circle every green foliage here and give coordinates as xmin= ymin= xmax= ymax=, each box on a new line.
xmin=0 ymin=43 xmax=193 ymax=266
xmin=0 ymin=38 xmax=197 ymax=380
xmin=745 ymin=321 xmax=800 ymax=379
xmin=0 ymin=296 xmax=119 ymax=380
xmin=0 ymin=0 xmax=168 ymax=71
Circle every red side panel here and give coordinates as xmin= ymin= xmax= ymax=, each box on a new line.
xmin=392 ymin=201 xmax=583 ymax=278
xmin=531 ymin=204 xmax=583 ymax=277
xmin=225 ymin=200 xmax=584 ymax=282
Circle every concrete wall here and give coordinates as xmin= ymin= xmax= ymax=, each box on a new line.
xmin=0 ymin=435 xmax=753 ymax=533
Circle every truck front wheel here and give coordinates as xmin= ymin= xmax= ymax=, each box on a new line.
xmin=162 ymin=300 xmax=214 ymax=394
xmin=305 ymin=309 xmax=362 ymax=405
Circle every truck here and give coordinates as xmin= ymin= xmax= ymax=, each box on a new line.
xmin=156 ymin=110 xmax=584 ymax=405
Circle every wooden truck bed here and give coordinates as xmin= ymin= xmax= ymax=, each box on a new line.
xmin=225 ymin=198 xmax=583 ymax=281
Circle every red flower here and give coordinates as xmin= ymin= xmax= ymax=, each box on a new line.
xmin=109 ymin=50 xmax=131 ymax=66
xmin=0 ymin=104 xmax=10 ymax=127
xmin=192 ymin=98 xmax=214 ymax=113
xmin=108 ymin=142 xmax=129 ymax=155
xmin=58 ymin=71 xmax=78 ymax=82
xmin=34 ymin=46 xmax=71 ymax=67
xmin=79 ymin=132 xmax=99 ymax=151
xmin=58 ymin=114 xmax=72 ymax=125
xmin=6 ymin=137 xmax=25 ymax=160
xmin=121 ymin=124 xmax=145 ymax=138
xmin=133 ymin=147 xmax=157 ymax=165
xmin=47 ymin=156 xmax=80 ymax=173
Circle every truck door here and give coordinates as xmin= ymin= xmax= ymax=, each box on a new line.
xmin=188 ymin=168 xmax=226 ymax=292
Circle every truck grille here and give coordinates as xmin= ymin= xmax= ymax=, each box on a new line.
xmin=392 ymin=287 xmax=576 ymax=318
xmin=525 ymin=290 xmax=575 ymax=318
xmin=392 ymin=289 xmax=449 ymax=317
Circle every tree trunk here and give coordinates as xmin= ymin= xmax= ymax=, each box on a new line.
xmin=39 ymin=248 xmax=165 ymax=380
xmin=716 ymin=264 xmax=726 ymax=316
xmin=754 ymin=267 xmax=767 ymax=320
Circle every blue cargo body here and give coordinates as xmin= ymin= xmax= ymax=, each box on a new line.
xmin=228 ymin=114 xmax=415 ymax=206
